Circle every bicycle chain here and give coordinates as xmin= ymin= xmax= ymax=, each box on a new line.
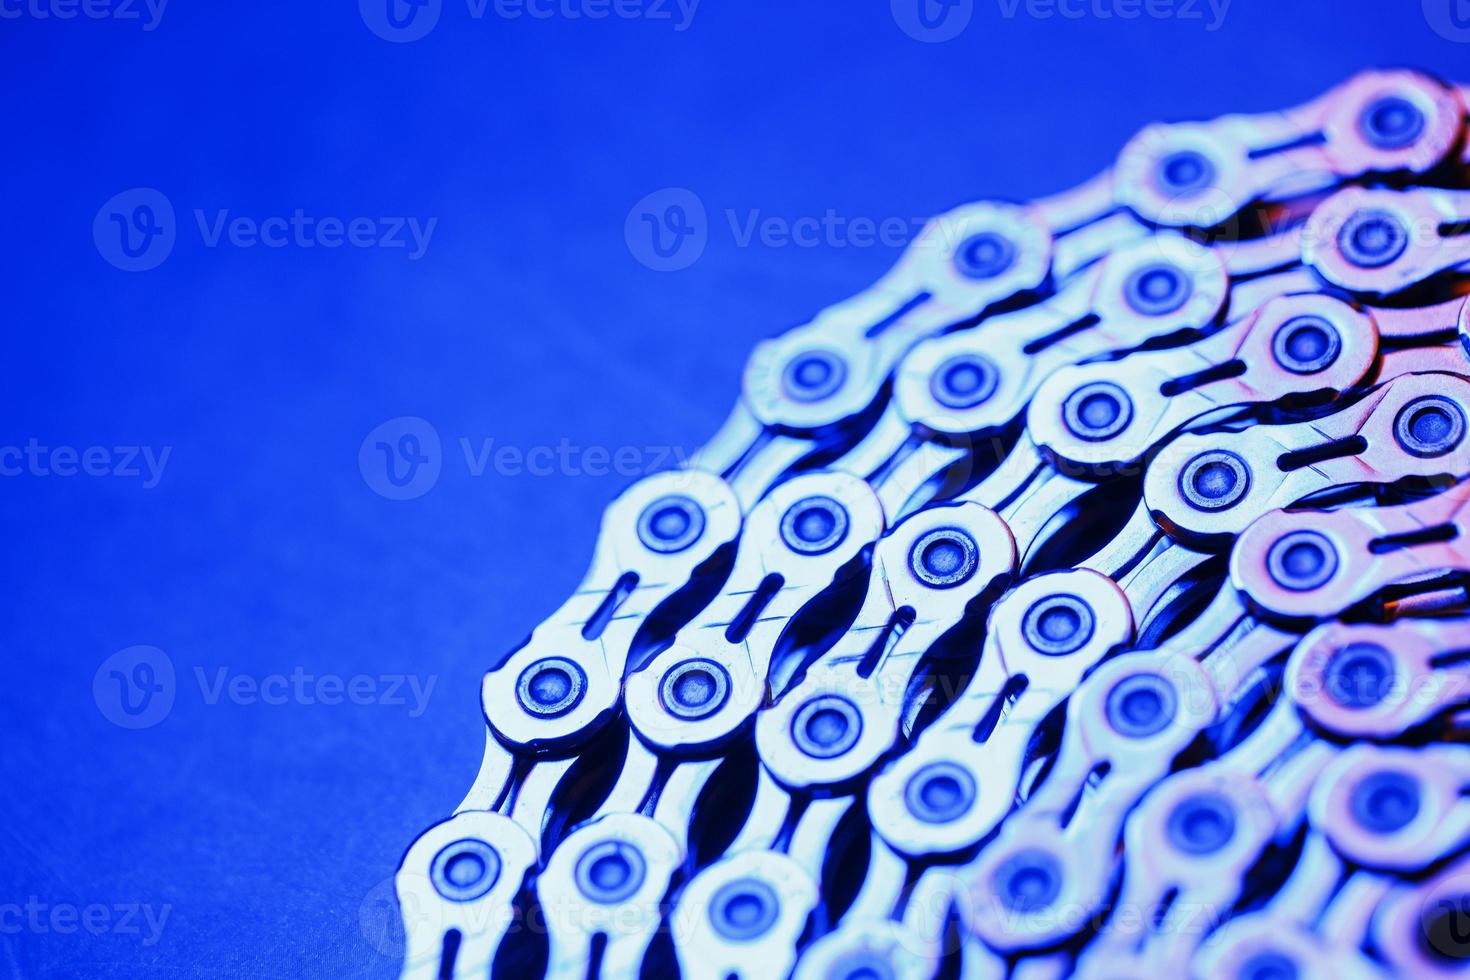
xmin=392 ymin=69 xmax=1470 ymax=980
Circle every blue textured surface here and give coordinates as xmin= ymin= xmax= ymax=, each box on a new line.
xmin=2 ymin=2 xmax=1466 ymax=976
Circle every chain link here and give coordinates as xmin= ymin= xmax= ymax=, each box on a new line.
xmin=393 ymin=69 xmax=1470 ymax=980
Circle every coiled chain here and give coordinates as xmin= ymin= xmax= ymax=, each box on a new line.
xmin=392 ymin=70 xmax=1470 ymax=980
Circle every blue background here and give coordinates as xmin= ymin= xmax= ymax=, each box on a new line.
xmin=3 ymin=1 xmax=1467 ymax=976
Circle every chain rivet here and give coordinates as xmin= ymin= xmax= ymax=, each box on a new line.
xmin=1155 ymin=150 xmax=1215 ymax=196
xmin=1337 ymin=208 xmax=1409 ymax=269
xmin=930 ymin=353 xmax=1000 ymax=410
xmin=1021 ymin=594 xmax=1095 ymax=656
xmin=991 ymin=849 xmax=1063 ymax=913
xmin=1271 ymin=315 xmax=1342 ymax=374
xmin=709 ymin=878 xmax=781 ymax=941
xmin=659 ymin=660 xmax=731 ymax=720
xmin=1350 ymin=770 xmax=1421 ymax=834
xmin=637 ymin=495 xmax=707 ymax=554
xmin=1105 ymin=673 xmax=1178 ymax=738
xmin=1166 ymin=793 xmax=1237 ymax=855
xmin=1265 ymin=530 xmax=1338 ymax=592
xmin=1323 ymin=643 xmax=1395 ymax=709
xmin=1394 ymin=396 xmax=1466 ymax=458
xmin=782 ymin=350 xmax=847 ymax=403
xmin=1123 ymin=263 xmax=1192 ymax=316
xmin=780 ymin=496 xmax=850 ymax=555
xmin=952 ymin=231 xmax=1017 ymax=281
xmin=574 ymin=841 xmax=647 ymax=904
xmin=1062 ymin=382 xmax=1134 ymax=442
xmin=903 ymin=761 xmax=976 ymax=824
xmin=1359 ymin=95 xmax=1426 ymax=150
xmin=1179 ymin=450 xmax=1251 ymax=512
xmin=430 ymin=839 xmax=501 ymax=903
xmin=791 ymin=695 xmax=863 ymax=760
xmin=908 ymin=527 xmax=980 ymax=588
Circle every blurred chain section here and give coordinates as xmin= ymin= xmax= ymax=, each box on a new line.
xmin=392 ymin=70 xmax=1470 ymax=980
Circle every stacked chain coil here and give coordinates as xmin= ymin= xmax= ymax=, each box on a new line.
xmin=393 ymin=71 xmax=1470 ymax=979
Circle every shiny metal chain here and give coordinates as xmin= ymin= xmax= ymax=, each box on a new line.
xmin=393 ymin=70 xmax=1470 ymax=980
